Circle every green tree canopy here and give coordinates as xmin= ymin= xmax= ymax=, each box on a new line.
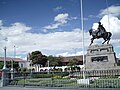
xmin=47 ymin=55 xmax=63 ymax=67
xmin=29 ymin=51 xmax=47 ymax=66
xmin=67 ymin=58 xmax=79 ymax=66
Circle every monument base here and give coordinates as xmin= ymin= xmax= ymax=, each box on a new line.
xmin=86 ymin=44 xmax=117 ymax=70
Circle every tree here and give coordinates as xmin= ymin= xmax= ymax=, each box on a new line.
xmin=29 ymin=51 xmax=47 ymax=66
xmin=67 ymin=58 xmax=80 ymax=71
xmin=0 ymin=61 xmax=19 ymax=70
xmin=0 ymin=62 xmax=3 ymax=69
xmin=47 ymin=55 xmax=63 ymax=67
xmin=67 ymin=58 xmax=79 ymax=66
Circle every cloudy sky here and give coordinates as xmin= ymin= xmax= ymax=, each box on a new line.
xmin=0 ymin=0 xmax=120 ymax=59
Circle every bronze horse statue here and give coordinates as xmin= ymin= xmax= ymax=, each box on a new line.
xmin=89 ymin=29 xmax=112 ymax=46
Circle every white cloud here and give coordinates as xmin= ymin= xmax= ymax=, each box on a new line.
xmin=54 ymin=13 xmax=68 ymax=24
xmin=100 ymin=15 xmax=120 ymax=35
xmin=98 ymin=5 xmax=120 ymax=41
xmin=92 ymin=23 xmax=99 ymax=30
xmin=0 ymin=20 xmax=3 ymax=26
xmin=0 ymin=20 xmax=90 ymax=58
xmin=43 ymin=13 xmax=69 ymax=31
xmin=53 ymin=6 xmax=62 ymax=11
xmin=56 ymin=51 xmax=87 ymax=57
xmin=92 ymin=5 xmax=120 ymax=43
xmin=99 ymin=5 xmax=120 ymax=17
xmin=0 ymin=22 xmax=32 ymax=55
xmin=43 ymin=13 xmax=77 ymax=32
xmin=69 ymin=17 xmax=78 ymax=20
xmin=43 ymin=23 xmax=61 ymax=30
xmin=5 ymin=22 xmax=31 ymax=36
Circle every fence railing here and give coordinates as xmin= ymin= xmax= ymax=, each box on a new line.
xmin=8 ymin=69 xmax=120 ymax=88
xmin=0 ymin=70 xmax=2 ymax=80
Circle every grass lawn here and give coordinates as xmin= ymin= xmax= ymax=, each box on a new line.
xmin=10 ymin=78 xmax=120 ymax=88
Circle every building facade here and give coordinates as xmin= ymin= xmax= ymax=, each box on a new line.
xmin=0 ymin=57 xmax=29 ymax=69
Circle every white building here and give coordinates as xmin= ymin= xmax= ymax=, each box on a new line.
xmin=0 ymin=57 xmax=29 ymax=68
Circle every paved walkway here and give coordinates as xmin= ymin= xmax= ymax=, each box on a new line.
xmin=0 ymin=87 xmax=120 ymax=90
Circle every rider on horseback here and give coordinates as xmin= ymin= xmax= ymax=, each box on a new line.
xmin=96 ymin=22 xmax=106 ymax=37
xmin=89 ymin=22 xmax=112 ymax=45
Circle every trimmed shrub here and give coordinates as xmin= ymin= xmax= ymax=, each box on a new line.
xmin=32 ymin=74 xmax=53 ymax=78
xmin=32 ymin=72 xmax=69 ymax=78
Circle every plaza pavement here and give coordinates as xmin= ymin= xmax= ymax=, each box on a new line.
xmin=0 ymin=87 xmax=120 ymax=90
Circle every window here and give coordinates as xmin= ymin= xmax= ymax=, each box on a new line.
xmin=21 ymin=64 xmax=23 ymax=68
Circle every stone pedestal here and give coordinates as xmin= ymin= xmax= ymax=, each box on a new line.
xmin=86 ymin=44 xmax=117 ymax=70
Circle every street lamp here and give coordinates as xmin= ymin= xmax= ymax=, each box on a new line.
xmin=3 ymin=46 xmax=7 ymax=70
xmin=1 ymin=46 xmax=7 ymax=87
xmin=27 ymin=53 xmax=33 ymax=77
xmin=30 ymin=60 xmax=32 ymax=77
xmin=47 ymin=60 xmax=50 ymax=74
xmin=10 ymin=59 xmax=14 ymax=80
xmin=10 ymin=45 xmax=15 ymax=80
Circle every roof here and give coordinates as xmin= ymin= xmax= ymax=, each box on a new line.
xmin=62 ymin=55 xmax=84 ymax=62
xmin=0 ymin=57 xmax=27 ymax=62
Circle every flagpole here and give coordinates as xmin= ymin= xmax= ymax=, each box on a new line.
xmin=80 ymin=0 xmax=85 ymax=79
xmin=106 ymin=0 xmax=110 ymax=32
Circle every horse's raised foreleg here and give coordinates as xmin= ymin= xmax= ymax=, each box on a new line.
xmin=106 ymin=32 xmax=111 ymax=44
xmin=107 ymin=40 xmax=109 ymax=44
xmin=102 ymin=39 xmax=107 ymax=44
xmin=107 ymin=38 xmax=110 ymax=44
xmin=90 ymin=38 xmax=94 ymax=46
xmin=102 ymin=32 xmax=112 ymax=44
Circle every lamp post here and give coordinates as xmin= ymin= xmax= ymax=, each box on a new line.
xmin=28 ymin=53 xmax=32 ymax=77
xmin=3 ymin=46 xmax=7 ymax=70
xmin=11 ymin=46 xmax=15 ymax=80
xmin=1 ymin=46 xmax=7 ymax=87
xmin=47 ymin=60 xmax=50 ymax=74
xmin=10 ymin=59 xmax=13 ymax=80
xmin=30 ymin=60 xmax=32 ymax=77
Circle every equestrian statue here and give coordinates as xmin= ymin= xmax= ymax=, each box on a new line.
xmin=89 ymin=22 xmax=112 ymax=46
